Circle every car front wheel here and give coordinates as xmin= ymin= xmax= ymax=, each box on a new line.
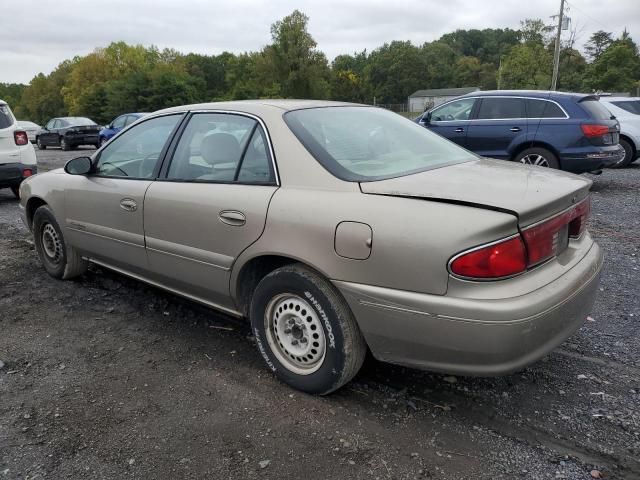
xmin=33 ymin=205 xmax=88 ymax=280
xmin=60 ymin=137 xmax=70 ymax=151
xmin=36 ymin=137 xmax=46 ymax=150
xmin=250 ymin=264 xmax=367 ymax=395
xmin=515 ymin=147 xmax=560 ymax=169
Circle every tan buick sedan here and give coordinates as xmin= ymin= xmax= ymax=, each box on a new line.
xmin=19 ymin=100 xmax=603 ymax=394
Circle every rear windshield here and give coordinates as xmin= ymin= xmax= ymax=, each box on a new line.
xmin=284 ymin=106 xmax=476 ymax=181
xmin=65 ymin=117 xmax=96 ymax=126
xmin=0 ymin=104 xmax=15 ymax=129
xmin=580 ymin=100 xmax=613 ymax=120
xmin=611 ymin=100 xmax=640 ymax=115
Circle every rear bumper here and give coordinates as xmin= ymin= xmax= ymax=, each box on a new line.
xmin=560 ymin=145 xmax=624 ymax=172
xmin=0 ymin=163 xmax=37 ymax=188
xmin=334 ymin=241 xmax=603 ymax=376
xmin=65 ymin=133 xmax=99 ymax=145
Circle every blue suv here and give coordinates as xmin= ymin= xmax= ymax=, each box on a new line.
xmin=99 ymin=112 xmax=148 ymax=146
xmin=416 ymin=91 xmax=623 ymax=173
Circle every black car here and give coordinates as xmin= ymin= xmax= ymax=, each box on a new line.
xmin=36 ymin=117 xmax=101 ymax=151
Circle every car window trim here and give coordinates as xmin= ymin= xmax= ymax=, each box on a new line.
xmin=158 ymin=110 xmax=280 ymax=187
xmin=90 ymin=112 xmax=187 ymax=181
xmin=430 ymin=95 xmax=569 ymax=122
xmin=429 ymin=97 xmax=477 ymax=122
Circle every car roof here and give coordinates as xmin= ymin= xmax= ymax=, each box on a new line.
xmin=155 ymin=99 xmax=363 ymax=116
xmin=461 ymin=90 xmax=595 ymax=101
xmin=0 ymin=98 xmax=7 ymax=106
xmin=599 ymin=96 xmax=640 ymax=102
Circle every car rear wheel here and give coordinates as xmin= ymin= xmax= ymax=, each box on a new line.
xmin=10 ymin=186 xmax=20 ymax=199
xmin=610 ymin=138 xmax=635 ymax=168
xmin=515 ymin=147 xmax=560 ymax=169
xmin=36 ymin=137 xmax=46 ymax=150
xmin=33 ymin=205 xmax=88 ymax=280
xmin=249 ymin=264 xmax=366 ymax=395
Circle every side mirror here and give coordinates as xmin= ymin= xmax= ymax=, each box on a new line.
xmin=64 ymin=156 xmax=93 ymax=175
xmin=424 ymin=112 xmax=432 ymax=124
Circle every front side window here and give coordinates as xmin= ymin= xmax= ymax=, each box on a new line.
xmin=166 ymin=113 xmax=274 ymax=184
xmin=526 ymin=99 xmax=566 ymax=118
xmin=476 ymin=98 xmax=525 ymax=120
xmin=430 ymin=98 xmax=476 ymax=122
xmin=284 ymin=106 xmax=476 ymax=182
xmin=611 ymin=100 xmax=640 ymax=115
xmin=112 ymin=115 xmax=127 ymax=129
xmin=95 ymin=114 xmax=181 ymax=178
xmin=46 ymin=120 xmax=55 ymax=129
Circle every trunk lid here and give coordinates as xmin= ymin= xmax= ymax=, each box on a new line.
xmin=359 ymin=158 xmax=592 ymax=227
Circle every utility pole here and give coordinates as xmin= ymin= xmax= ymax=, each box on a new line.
xmin=497 ymin=55 xmax=503 ymax=90
xmin=551 ymin=0 xmax=566 ymax=91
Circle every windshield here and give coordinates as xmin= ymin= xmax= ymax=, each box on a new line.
xmin=0 ymin=104 xmax=15 ymax=129
xmin=65 ymin=117 xmax=96 ymax=126
xmin=611 ymin=100 xmax=640 ymax=115
xmin=284 ymin=106 xmax=476 ymax=181
xmin=580 ymin=100 xmax=613 ymax=120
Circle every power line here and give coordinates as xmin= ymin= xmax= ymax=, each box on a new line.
xmin=564 ymin=0 xmax=616 ymax=33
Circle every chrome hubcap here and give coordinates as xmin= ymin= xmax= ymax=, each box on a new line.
xmin=41 ymin=223 xmax=63 ymax=264
xmin=265 ymin=294 xmax=326 ymax=375
xmin=520 ymin=154 xmax=549 ymax=167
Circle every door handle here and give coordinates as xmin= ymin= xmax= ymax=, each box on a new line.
xmin=119 ymin=198 xmax=138 ymax=212
xmin=219 ymin=210 xmax=246 ymax=226
xmin=510 ymin=127 xmax=522 ymax=132
xmin=454 ymin=127 xmax=464 ymax=133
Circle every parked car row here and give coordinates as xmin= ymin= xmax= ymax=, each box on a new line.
xmin=415 ymin=91 xmax=639 ymax=172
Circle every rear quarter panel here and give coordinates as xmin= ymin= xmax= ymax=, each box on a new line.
xmin=231 ymin=188 xmax=519 ymax=298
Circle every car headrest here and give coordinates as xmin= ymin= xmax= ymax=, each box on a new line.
xmin=200 ymin=133 xmax=240 ymax=165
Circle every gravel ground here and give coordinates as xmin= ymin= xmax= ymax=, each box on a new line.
xmin=0 ymin=147 xmax=638 ymax=480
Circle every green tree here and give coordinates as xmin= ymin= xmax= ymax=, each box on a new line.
xmin=519 ymin=18 xmax=554 ymax=45
xmin=583 ymin=36 xmax=640 ymax=92
xmin=584 ymin=30 xmax=614 ymax=61
xmin=264 ymin=10 xmax=330 ymax=99
xmin=0 ymin=83 xmax=26 ymax=110
xmin=501 ymin=43 xmax=553 ymax=89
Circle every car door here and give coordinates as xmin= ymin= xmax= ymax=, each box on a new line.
xmin=421 ymin=97 xmax=476 ymax=147
xmin=42 ymin=119 xmax=58 ymax=145
xmin=143 ymin=112 xmax=278 ymax=311
xmin=63 ymin=114 xmax=183 ymax=274
xmin=465 ymin=97 xmax=528 ymax=159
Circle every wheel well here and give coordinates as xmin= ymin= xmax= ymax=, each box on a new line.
xmin=511 ymin=141 xmax=561 ymax=163
xmin=234 ymin=255 xmax=302 ymax=316
xmin=26 ymin=197 xmax=47 ymax=229
xmin=620 ymin=134 xmax=637 ymax=158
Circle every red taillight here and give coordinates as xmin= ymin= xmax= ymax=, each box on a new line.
xmin=581 ymin=124 xmax=609 ymax=137
xmin=451 ymin=197 xmax=591 ymax=280
xmin=450 ymin=236 xmax=527 ymax=279
xmin=14 ymin=130 xmax=29 ymax=146
xmin=22 ymin=169 xmax=33 ymax=178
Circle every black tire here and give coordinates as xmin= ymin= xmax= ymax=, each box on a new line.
xmin=514 ymin=147 xmax=560 ymax=169
xmin=250 ymin=264 xmax=366 ymax=395
xmin=10 ymin=185 xmax=20 ymax=199
xmin=610 ymin=138 xmax=636 ymax=168
xmin=60 ymin=137 xmax=70 ymax=151
xmin=100 ymin=137 xmax=108 ymax=147
xmin=94 ymin=143 xmax=101 ymax=149
xmin=36 ymin=137 xmax=46 ymax=150
xmin=33 ymin=205 xmax=88 ymax=280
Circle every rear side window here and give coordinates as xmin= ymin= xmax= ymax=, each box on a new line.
xmin=476 ymin=98 xmax=525 ymax=119
xmin=580 ymin=100 xmax=613 ymax=120
xmin=526 ymin=99 xmax=566 ymax=118
xmin=611 ymin=100 xmax=640 ymax=115
xmin=0 ymin=104 xmax=15 ymax=129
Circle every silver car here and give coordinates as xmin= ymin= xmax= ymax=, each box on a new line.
xmin=19 ymin=100 xmax=603 ymax=394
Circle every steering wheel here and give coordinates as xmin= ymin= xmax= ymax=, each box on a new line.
xmin=100 ymin=162 xmax=128 ymax=177
xmin=138 ymin=153 xmax=158 ymax=178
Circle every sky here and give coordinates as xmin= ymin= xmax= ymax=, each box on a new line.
xmin=1 ymin=0 xmax=637 ymax=84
